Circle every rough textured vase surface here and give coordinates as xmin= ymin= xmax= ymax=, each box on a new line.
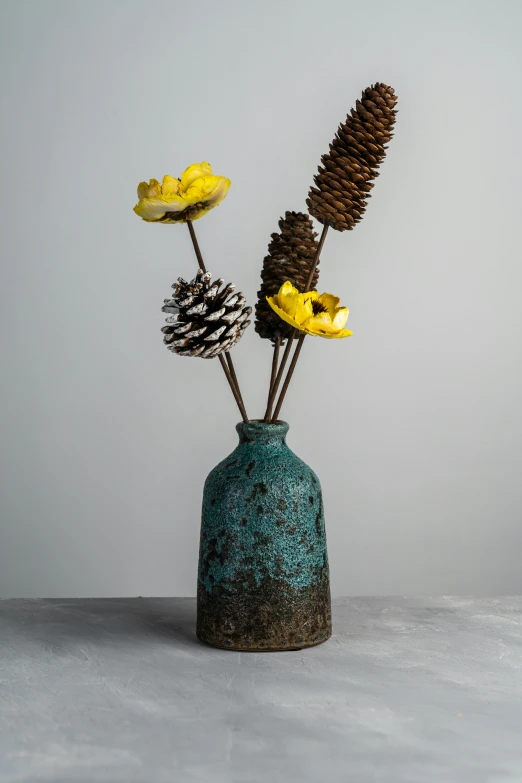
xmin=197 ymin=420 xmax=331 ymax=651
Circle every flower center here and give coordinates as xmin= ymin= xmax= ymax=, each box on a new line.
xmin=309 ymin=299 xmax=328 ymax=316
xmin=159 ymin=202 xmax=206 ymax=223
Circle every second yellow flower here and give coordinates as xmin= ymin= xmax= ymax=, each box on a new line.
xmin=266 ymin=281 xmax=352 ymax=339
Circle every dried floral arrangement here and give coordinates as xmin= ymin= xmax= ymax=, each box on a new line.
xmin=134 ymin=83 xmax=398 ymax=423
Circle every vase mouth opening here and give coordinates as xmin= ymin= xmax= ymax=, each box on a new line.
xmin=236 ymin=420 xmax=289 ymax=442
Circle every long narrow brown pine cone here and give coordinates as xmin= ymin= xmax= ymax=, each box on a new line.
xmin=255 ymin=211 xmax=319 ymax=343
xmin=307 ymin=83 xmax=398 ymax=232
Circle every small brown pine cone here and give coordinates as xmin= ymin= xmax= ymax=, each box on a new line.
xmin=307 ymin=83 xmax=398 ymax=232
xmin=255 ymin=211 xmax=319 ymax=343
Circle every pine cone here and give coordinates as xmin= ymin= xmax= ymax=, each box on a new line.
xmin=307 ymin=83 xmax=398 ymax=232
xmin=161 ymin=270 xmax=251 ymax=358
xmin=255 ymin=211 xmax=319 ymax=343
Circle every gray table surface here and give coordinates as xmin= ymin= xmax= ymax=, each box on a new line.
xmin=1 ymin=597 xmax=521 ymax=783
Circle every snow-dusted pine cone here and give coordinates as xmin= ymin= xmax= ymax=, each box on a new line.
xmin=161 ymin=270 xmax=251 ymax=358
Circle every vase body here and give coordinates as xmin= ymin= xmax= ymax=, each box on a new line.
xmin=197 ymin=421 xmax=331 ymax=651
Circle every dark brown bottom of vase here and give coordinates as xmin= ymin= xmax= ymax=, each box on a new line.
xmin=196 ymin=577 xmax=332 ymax=652
xmin=196 ymin=632 xmax=332 ymax=653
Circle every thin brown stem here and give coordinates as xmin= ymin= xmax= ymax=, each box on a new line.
xmin=305 ymin=223 xmax=329 ymax=291
xmin=267 ymin=337 xmax=281 ymax=403
xmin=219 ymin=354 xmax=249 ymax=423
xmin=271 ymin=334 xmax=306 ymax=422
xmin=186 ymin=221 xmax=249 ymax=421
xmin=225 ymin=351 xmax=246 ymax=410
xmin=270 ymin=223 xmax=330 ymax=422
xmin=263 ymin=332 xmax=295 ymax=421
xmin=186 ymin=220 xmax=207 ymax=273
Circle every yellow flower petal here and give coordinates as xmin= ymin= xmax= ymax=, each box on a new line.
xmin=266 ymin=297 xmax=303 ymax=331
xmin=180 ymin=162 xmax=213 ymax=190
xmin=303 ymin=312 xmax=335 ymax=334
xmin=133 ymin=195 xmax=186 ymax=221
xmin=277 ymin=281 xmax=299 ymax=298
xmin=137 ymin=178 xmax=161 ymax=199
xmin=203 ymin=175 xmax=230 ymax=206
xmin=294 ymin=298 xmax=314 ymax=324
xmin=332 ymin=306 xmax=349 ymax=330
xmin=301 ymin=316 xmax=352 ymax=338
xmin=319 ymin=327 xmax=353 ymax=339
xmin=274 ymin=281 xmax=300 ymax=318
xmin=317 ymin=292 xmax=341 ymax=315
xmin=137 ymin=181 xmax=149 ymax=200
xmin=183 ymin=175 xmax=231 ymax=205
xmin=161 ymin=175 xmax=181 ymax=197
xmin=303 ymin=307 xmax=349 ymax=336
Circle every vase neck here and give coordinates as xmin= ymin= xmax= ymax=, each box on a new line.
xmin=236 ymin=420 xmax=289 ymax=446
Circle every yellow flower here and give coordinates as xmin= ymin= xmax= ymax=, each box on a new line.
xmin=134 ymin=162 xmax=230 ymax=223
xmin=266 ymin=281 xmax=352 ymax=339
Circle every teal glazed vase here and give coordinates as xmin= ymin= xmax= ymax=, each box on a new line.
xmin=197 ymin=420 xmax=332 ymax=651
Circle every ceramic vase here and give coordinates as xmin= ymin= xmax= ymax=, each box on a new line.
xmin=197 ymin=420 xmax=331 ymax=651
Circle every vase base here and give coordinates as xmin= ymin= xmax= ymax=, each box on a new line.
xmin=196 ymin=630 xmax=332 ymax=653
xmin=197 ymin=576 xmax=332 ymax=653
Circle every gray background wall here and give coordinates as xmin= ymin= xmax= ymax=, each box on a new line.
xmin=1 ymin=0 xmax=521 ymax=598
